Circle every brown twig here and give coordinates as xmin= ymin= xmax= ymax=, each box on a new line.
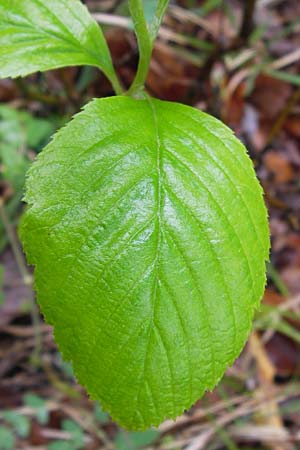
xmin=0 ymin=198 xmax=42 ymax=366
xmin=265 ymin=86 xmax=300 ymax=147
xmin=249 ymin=331 xmax=295 ymax=450
xmin=239 ymin=0 xmax=258 ymax=41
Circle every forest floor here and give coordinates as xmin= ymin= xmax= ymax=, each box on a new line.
xmin=0 ymin=1 xmax=300 ymax=449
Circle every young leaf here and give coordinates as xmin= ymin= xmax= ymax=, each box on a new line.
xmin=0 ymin=426 xmax=15 ymax=450
xmin=0 ymin=0 xmax=121 ymax=93
xmin=48 ymin=442 xmax=74 ymax=450
xmin=23 ymin=393 xmax=48 ymax=425
xmin=142 ymin=0 xmax=157 ymax=24
xmin=145 ymin=1 xmax=169 ymax=42
xmin=115 ymin=429 xmax=159 ymax=450
xmin=3 ymin=411 xmax=30 ymax=438
xmin=61 ymin=420 xmax=84 ymax=449
xmin=94 ymin=402 xmax=110 ymax=424
xmin=20 ymin=97 xmax=269 ymax=430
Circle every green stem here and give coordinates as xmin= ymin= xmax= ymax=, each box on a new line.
xmin=127 ymin=0 xmax=153 ymax=97
xmin=127 ymin=0 xmax=170 ymax=97
xmin=267 ymin=262 xmax=290 ymax=297
xmin=108 ymin=70 xmax=124 ymax=96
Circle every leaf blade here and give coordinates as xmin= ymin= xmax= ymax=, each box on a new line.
xmin=20 ymin=97 xmax=269 ymax=429
xmin=0 ymin=0 xmax=120 ymax=92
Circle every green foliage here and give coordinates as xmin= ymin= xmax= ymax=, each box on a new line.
xmin=57 ymin=353 xmax=75 ymax=380
xmin=48 ymin=442 xmax=74 ymax=450
xmin=0 ymin=0 xmax=121 ymax=93
xmin=61 ymin=420 xmax=84 ymax=449
xmin=0 ymin=105 xmax=54 ymax=190
xmin=48 ymin=420 xmax=85 ymax=450
xmin=94 ymin=402 xmax=110 ymax=424
xmin=142 ymin=0 xmax=169 ymax=40
xmin=2 ymin=411 xmax=30 ymax=438
xmin=142 ymin=0 xmax=157 ymax=23
xmin=127 ymin=0 xmax=170 ymax=96
xmin=0 ymin=426 xmax=15 ymax=450
xmin=0 ymin=104 xmax=55 ymax=251
xmin=1 ymin=0 xmax=269 ymax=432
xmin=255 ymin=304 xmax=300 ymax=343
xmin=23 ymin=393 xmax=48 ymax=425
xmin=0 ymin=105 xmax=30 ymax=192
xmin=20 ymin=96 xmax=269 ymax=429
xmin=115 ymin=429 xmax=159 ymax=450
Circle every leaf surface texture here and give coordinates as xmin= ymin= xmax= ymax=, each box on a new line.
xmin=20 ymin=97 xmax=269 ymax=429
xmin=0 ymin=0 xmax=116 ymax=82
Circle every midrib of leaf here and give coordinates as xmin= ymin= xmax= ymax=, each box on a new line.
xmin=133 ymin=97 xmax=165 ymax=426
xmin=52 ymin=173 xmax=149 ymax=294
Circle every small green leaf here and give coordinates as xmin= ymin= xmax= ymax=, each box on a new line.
xmin=57 ymin=353 xmax=75 ymax=380
xmin=116 ymin=429 xmax=159 ymax=450
xmin=264 ymin=68 xmax=300 ymax=86
xmin=0 ymin=105 xmax=55 ymax=192
xmin=0 ymin=426 xmax=15 ymax=450
xmin=20 ymin=96 xmax=269 ymax=430
xmin=48 ymin=442 xmax=73 ymax=450
xmin=146 ymin=0 xmax=169 ymax=41
xmin=94 ymin=402 xmax=110 ymax=424
xmin=62 ymin=420 xmax=84 ymax=449
xmin=142 ymin=0 xmax=157 ymax=23
xmin=0 ymin=0 xmax=120 ymax=92
xmin=0 ymin=104 xmax=56 ymax=252
xmin=23 ymin=393 xmax=48 ymax=424
xmin=23 ymin=393 xmax=45 ymax=408
xmin=3 ymin=411 xmax=30 ymax=438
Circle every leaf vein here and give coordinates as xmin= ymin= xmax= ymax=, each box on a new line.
xmin=174 ymin=113 xmax=265 ymax=253
xmin=159 ymin=277 xmax=193 ymax=404
xmin=162 ymin=225 xmax=216 ymax=382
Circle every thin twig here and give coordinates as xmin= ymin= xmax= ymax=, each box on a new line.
xmin=0 ymin=199 xmax=31 ymax=285
xmin=0 ymin=198 xmax=42 ymax=365
xmin=269 ymin=48 xmax=300 ymax=70
xmin=265 ymin=85 xmax=300 ymax=147
xmin=249 ymin=332 xmax=295 ymax=450
xmin=239 ymin=0 xmax=258 ymax=41
xmin=92 ymin=12 xmax=130 ymax=28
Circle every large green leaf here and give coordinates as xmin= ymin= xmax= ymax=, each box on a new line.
xmin=20 ymin=97 xmax=269 ymax=429
xmin=0 ymin=0 xmax=119 ymax=90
